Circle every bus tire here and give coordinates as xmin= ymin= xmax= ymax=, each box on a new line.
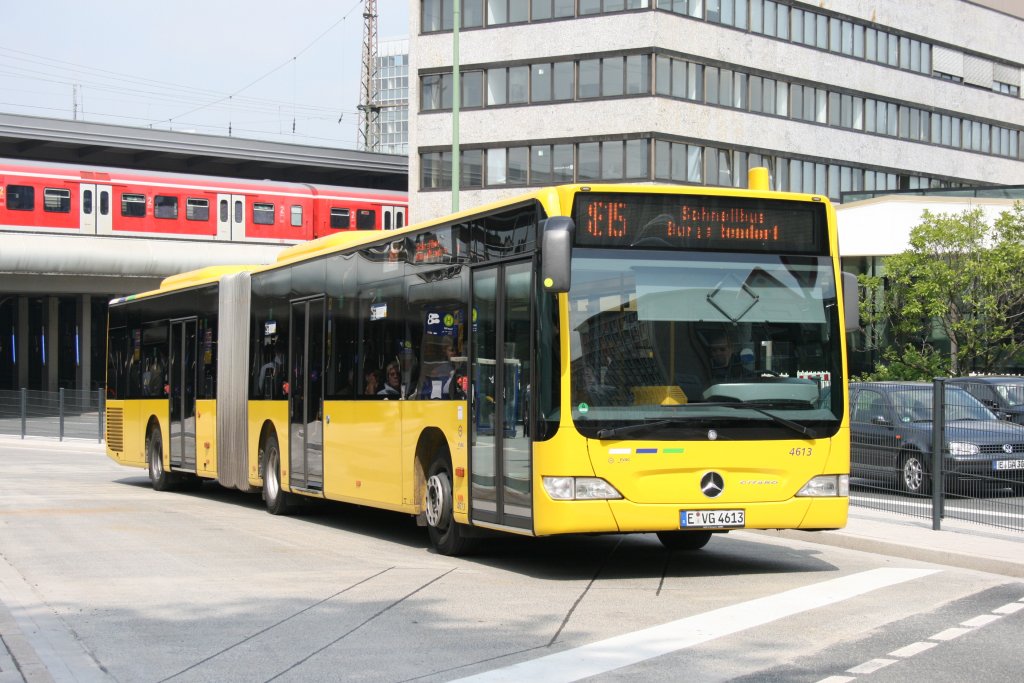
xmin=262 ymin=433 xmax=294 ymax=516
xmin=146 ymin=426 xmax=174 ymax=491
xmin=656 ymin=530 xmax=713 ymax=551
xmin=425 ymin=455 xmax=475 ymax=556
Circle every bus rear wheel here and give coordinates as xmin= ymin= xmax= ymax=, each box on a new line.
xmin=262 ymin=433 xmax=294 ymax=516
xmin=656 ymin=530 xmax=713 ymax=551
xmin=425 ymin=456 xmax=475 ymax=556
xmin=147 ymin=427 xmax=175 ymax=491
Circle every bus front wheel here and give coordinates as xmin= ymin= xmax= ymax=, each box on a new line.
xmin=262 ymin=433 xmax=294 ymax=516
xmin=425 ymin=456 xmax=475 ymax=556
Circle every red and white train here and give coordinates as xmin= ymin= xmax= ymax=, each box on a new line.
xmin=0 ymin=158 xmax=408 ymax=244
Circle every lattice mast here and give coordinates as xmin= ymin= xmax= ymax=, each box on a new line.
xmin=357 ymin=0 xmax=380 ymax=151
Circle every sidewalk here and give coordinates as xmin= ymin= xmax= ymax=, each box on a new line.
xmin=758 ymin=505 xmax=1024 ymax=579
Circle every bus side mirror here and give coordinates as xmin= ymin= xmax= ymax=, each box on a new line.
xmin=541 ymin=217 xmax=575 ymax=294
xmin=842 ymin=271 xmax=860 ymax=333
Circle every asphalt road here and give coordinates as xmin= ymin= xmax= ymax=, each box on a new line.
xmin=1 ymin=437 xmax=1022 ymax=683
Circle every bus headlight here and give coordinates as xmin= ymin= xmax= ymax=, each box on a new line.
xmin=796 ymin=474 xmax=849 ymax=497
xmin=543 ymin=476 xmax=623 ymax=500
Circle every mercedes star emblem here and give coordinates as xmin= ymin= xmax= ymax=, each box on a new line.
xmin=701 ymin=471 xmax=725 ymax=498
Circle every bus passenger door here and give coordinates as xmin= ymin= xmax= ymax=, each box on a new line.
xmin=217 ymin=194 xmax=246 ymax=241
xmin=168 ymin=318 xmax=198 ymax=472
xmin=470 ymin=260 xmax=533 ymax=531
xmin=289 ymin=298 xmax=325 ymax=491
xmin=80 ymin=184 xmax=112 ymax=234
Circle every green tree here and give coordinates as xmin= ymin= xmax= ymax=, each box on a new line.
xmin=858 ymin=203 xmax=1024 ymax=379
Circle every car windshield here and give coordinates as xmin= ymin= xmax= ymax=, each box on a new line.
xmin=891 ymin=386 xmax=998 ymax=422
xmin=995 ymin=382 xmax=1024 ymax=407
xmin=568 ymin=248 xmax=844 ymax=439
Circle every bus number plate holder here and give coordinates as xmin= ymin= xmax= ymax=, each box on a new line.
xmin=679 ymin=509 xmax=744 ymax=529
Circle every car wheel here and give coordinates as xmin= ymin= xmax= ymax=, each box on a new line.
xmin=425 ymin=454 xmax=476 ymax=556
xmin=656 ymin=530 xmax=713 ymax=551
xmin=900 ymin=450 xmax=931 ymax=495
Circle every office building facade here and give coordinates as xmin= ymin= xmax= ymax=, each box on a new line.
xmin=409 ymin=0 xmax=1024 ymax=218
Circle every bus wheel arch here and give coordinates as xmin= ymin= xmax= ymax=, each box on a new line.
xmin=417 ymin=429 xmax=475 ymax=556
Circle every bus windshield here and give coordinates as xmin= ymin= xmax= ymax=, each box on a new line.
xmin=568 ymin=248 xmax=843 ymax=439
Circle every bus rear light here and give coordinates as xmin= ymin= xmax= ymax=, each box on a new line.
xmin=796 ymin=474 xmax=849 ymax=497
xmin=543 ymin=476 xmax=623 ymax=501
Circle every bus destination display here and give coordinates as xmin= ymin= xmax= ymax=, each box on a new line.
xmin=573 ymin=193 xmax=826 ymax=254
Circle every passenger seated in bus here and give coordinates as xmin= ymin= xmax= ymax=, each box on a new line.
xmin=378 ymin=361 xmax=402 ymax=397
xmin=421 ymin=336 xmax=456 ymax=399
xmin=364 ymin=368 xmax=382 ymax=396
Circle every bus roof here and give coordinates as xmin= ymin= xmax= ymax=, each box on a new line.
xmin=109 ymin=264 xmax=260 ymax=305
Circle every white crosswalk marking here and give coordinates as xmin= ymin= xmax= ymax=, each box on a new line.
xmin=454 ymin=568 xmax=938 ymax=683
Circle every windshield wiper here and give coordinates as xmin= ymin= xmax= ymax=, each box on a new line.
xmin=596 ymin=419 xmax=694 ymax=440
xmin=594 ymin=400 xmax=818 ymax=440
xmin=700 ymin=400 xmax=818 ymax=439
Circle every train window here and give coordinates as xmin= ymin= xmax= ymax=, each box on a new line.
xmin=330 ymin=208 xmax=351 ymax=229
xmin=253 ymin=202 xmax=274 ymax=225
xmin=220 ymin=199 xmax=228 ymax=222
xmin=6 ymin=185 xmax=34 ymax=211
xmin=290 ymin=204 xmax=303 ymax=227
xmin=100 ymin=191 xmax=110 ymax=216
xmin=397 ymin=211 xmax=405 ymax=229
xmin=44 ymin=188 xmax=71 ymax=213
xmin=234 ymin=200 xmax=243 ymax=224
xmin=357 ymin=209 xmax=376 ymax=230
xmin=187 ymin=198 xmax=210 ymax=221
xmin=83 ymin=190 xmax=93 ymax=214
xmin=154 ymin=195 xmax=178 ymax=219
xmin=121 ymin=193 xmax=146 ymax=217
xmin=384 ymin=211 xmax=392 ymax=230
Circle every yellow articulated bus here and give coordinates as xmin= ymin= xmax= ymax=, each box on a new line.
xmin=105 ymin=170 xmax=855 ymax=555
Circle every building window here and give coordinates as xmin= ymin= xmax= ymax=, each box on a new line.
xmin=43 ymin=188 xmax=71 ymax=213
xmin=253 ymin=203 xmax=275 ymax=225
xmin=121 ymin=193 xmax=146 ymax=218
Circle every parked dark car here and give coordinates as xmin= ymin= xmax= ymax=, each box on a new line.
xmin=849 ymin=381 xmax=1024 ymax=495
xmin=947 ymin=376 xmax=1024 ymax=425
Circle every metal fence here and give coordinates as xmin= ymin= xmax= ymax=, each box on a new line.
xmin=0 ymin=388 xmax=105 ymax=442
xmin=849 ymin=378 xmax=1024 ymax=533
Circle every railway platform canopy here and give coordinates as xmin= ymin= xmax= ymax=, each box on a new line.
xmin=0 ymin=112 xmax=407 ymax=190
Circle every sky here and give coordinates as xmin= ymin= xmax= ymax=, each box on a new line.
xmin=1 ymin=1 xmax=410 ymax=150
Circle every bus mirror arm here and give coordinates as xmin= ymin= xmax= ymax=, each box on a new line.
xmin=541 ymin=217 xmax=575 ymax=293
xmin=841 ymin=271 xmax=860 ymax=333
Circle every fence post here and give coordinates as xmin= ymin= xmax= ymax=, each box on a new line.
xmin=59 ymin=388 xmax=65 ymax=442
xmin=98 ymin=387 xmax=104 ymax=444
xmin=931 ymin=378 xmax=946 ymax=530
xmin=20 ymin=388 xmax=27 ymax=439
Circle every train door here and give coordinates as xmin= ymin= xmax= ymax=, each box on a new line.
xmin=288 ymin=297 xmax=325 ymax=491
xmin=80 ymin=184 xmax=112 ymax=234
xmin=217 ymin=194 xmax=246 ymax=241
xmin=382 ymin=206 xmax=406 ymax=231
xmin=470 ymin=260 xmax=533 ymax=530
xmin=168 ymin=318 xmax=198 ymax=472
